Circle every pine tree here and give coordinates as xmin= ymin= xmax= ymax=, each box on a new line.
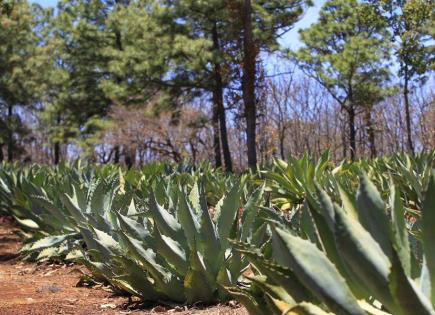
xmin=0 ymin=0 xmax=39 ymax=161
xmin=228 ymin=0 xmax=310 ymax=168
xmin=103 ymin=0 xmax=309 ymax=170
xmin=296 ymin=0 xmax=392 ymax=160
xmin=367 ymin=0 xmax=434 ymax=155
xmin=100 ymin=1 xmax=234 ymax=170
xmin=38 ymin=0 xmax=118 ymax=163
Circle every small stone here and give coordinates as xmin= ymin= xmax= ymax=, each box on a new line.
xmin=100 ymin=303 xmax=117 ymax=309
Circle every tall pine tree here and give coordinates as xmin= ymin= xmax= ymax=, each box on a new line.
xmin=368 ymin=0 xmax=434 ymax=154
xmin=231 ymin=0 xmax=310 ymax=168
xmin=0 ymin=0 xmax=39 ymax=161
xmin=296 ymin=0 xmax=392 ymax=160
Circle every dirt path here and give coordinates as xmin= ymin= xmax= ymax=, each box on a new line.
xmin=0 ymin=218 xmax=247 ymax=315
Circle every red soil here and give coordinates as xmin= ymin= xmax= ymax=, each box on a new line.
xmin=0 ymin=218 xmax=247 ymax=315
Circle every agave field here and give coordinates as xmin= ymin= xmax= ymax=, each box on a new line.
xmin=0 ymin=152 xmax=434 ymax=315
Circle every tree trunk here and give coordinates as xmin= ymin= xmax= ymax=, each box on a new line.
xmin=241 ymin=0 xmax=257 ymax=169
xmin=54 ymin=142 xmax=60 ymax=165
xmin=0 ymin=144 xmax=3 ymax=162
xmin=212 ymin=23 xmax=233 ymax=172
xmin=189 ymin=140 xmax=197 ymax=164
xmin=279 ymin=127 xmax=286 ymax=160
xmin=342 ymin=127 xmax=347 ymax=159
xmin=403 ymin=73 xmax=415 ymax=155
xmin=54 ymin=112 xmax=62 ymax=165
xmin=348 ymin=105 xmax=356 ymax=160
xmin=279 ymin=132 xmax=285 ymax=160
xmin=365 ymin=108 xmax=376 ymax=158
xmin=212 ymin=99 xmax=222 ymax=168
xmin=340 ymin=109 xmax=347 ymax=159
xmin=114 ymin=145 xmax=120 ymax=164
xmin=7 ymin=105 xmax=13 ymax=162
xmin=125 ymin=148 xmax=136 ymax=169
xmin=113 ymin=15 xmax=124 ymax=166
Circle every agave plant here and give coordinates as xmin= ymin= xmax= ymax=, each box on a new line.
xmin=0 ymin=163 xmax=125 ymax=261
xmin=1 ymin=154 xmax=433 ymax=309
xmin=61 ymin=176 xmax=267 ymax=304
xmin=262 ymin=151 xmax=435 ymax=216
xmin=367 ymin=152 xmax=435 ymax=213
xmin=260 ymin=151 xmax=339 ymax=211
xmin=0 ymin=161 xmax=238 ymax=262
xmin=0 ymin=165 xmax=20 ymax=216
xmin=229 ymin=172 xmax=435 ymax=315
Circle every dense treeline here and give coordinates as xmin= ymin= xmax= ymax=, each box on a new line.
xmin=1 ymin=152 xmax=434 ymax=312
xmin=0 ymin=0 xmax=434 ymax=169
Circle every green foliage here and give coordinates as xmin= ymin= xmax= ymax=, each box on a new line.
xmin=0 ymin=162 xmax=268 ymax=304
xmin=1 ymin=152 xmax=434 ymax=310
xmin=101 ymin=0 xmax=311 ymax=106
xmin=296 ymin=0 xmax=393 ymax=107
xmin=260 ymin=151 xmax=333 ymax=211
xmin=262 ymin=151 xmax=435 ymax=217
xmin=229 ymin=171 xmax=435 ymax=314
xmin=0 ymin=0 xmax=41 ymax=159
xmin=65 ymin=179 xmax=266 ymax=303
xmin=368 ymin=0 xmax=434 ymax=82
xmin=32 ymin=0 xmax=119 ymax=151
xmin=295 ymin=0 xmax=394 ymax=159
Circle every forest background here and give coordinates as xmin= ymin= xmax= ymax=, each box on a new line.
xmin=1 ymin=0 xmax=434 ymax=171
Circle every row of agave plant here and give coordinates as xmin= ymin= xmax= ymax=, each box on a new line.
xmin=0 ymin=151 xmax=434 ymax=314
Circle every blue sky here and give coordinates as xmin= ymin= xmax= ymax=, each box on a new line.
xmin=29 ymin=0 xmax=324 ymax=48
xmin=280 ymin=1 xmax=324 ymax=49
xmin=30 ymin=0 xmax=58 ymax=7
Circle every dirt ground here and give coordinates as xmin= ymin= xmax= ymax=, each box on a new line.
xmin=0 ymin=218 xmax=248 ymax=315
